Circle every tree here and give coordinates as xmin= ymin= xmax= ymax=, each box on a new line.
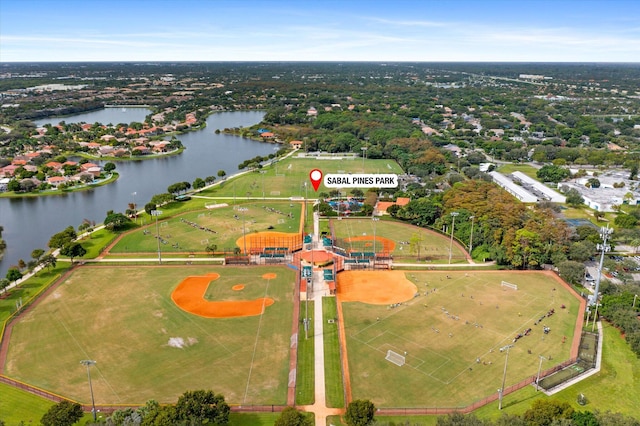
xmin=557 ymin=261 xmax=586 ymax=285
xmin=193 ymin=177 xmax=206 ymax=190
xmin=60 ymin=243 xmax=86 ymax=263
xmin=48 ymin=226 xmax=77 ymax=249
xmin=145 ymin=202 xmax=157 ymax=215
xmin=522 ymin=399 xmax=574 ymax=426
xmin=274 ymin=407 xmax=313 ymax=426
xmin=345 ymin=399 xmax=375 ymax=426
xmin=41 ymin=254 xmax=57 ymax=271
xmin=40 ymin=400 xmax=84 ymax=426
xmin=0 ymin=278 xmax=9 ymax=294
xmin=205 ymin=175 xmax=217 ymax=185
xmin=104 ymin=212 xmax=131 ymax=231
xmin=565 ymin=188 xmax=584 ymax=207
xmin=586 ymin=177 xmax=601 ymax=188
xmin=536 ymin=164 xmax=570 ymax=183
xmin=217 ymin=169 xmax=226 ymax=179
xmin=205 ymin=243 xmax=218 ymax=257
xmin=6 ymin=268 xmax=22 ymax=285
xmin=7 ymin=179 xmax=20 ymax=192
xmin=614 ymin=214 xmax=638 ymax=229
xmin=103 ymin=162 xmax=116 ymax=173
xmin=436 ymin=412 xmax=490 ymax=425
xmin=174 ymin=390 xmax=230 ymax=425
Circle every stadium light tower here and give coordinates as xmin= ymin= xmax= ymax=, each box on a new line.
xmin=372 ymin=216 xmax=379 ymax=255
xmin=238 ymin=207 xmax=248 ymax=255
xmin=361 ymin=145 xmax=368 ymax=171
xmin=535 ymin=355 xmax=547 ymax=391
xmin=151 ymin=210 xmax=163 ymax=264
xmin=498 ymin=344 xmax=514 ymax=409
xmin=592 ymin=225 xmax=612 ymax=307
xmin=448 ymin=212 xmax=459 ymax=264
xmin=80 ymin=360 xmax=97 ymax=421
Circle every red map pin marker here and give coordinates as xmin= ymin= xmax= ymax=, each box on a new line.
xmin=309 ymin=169 xmax=323 ymax=191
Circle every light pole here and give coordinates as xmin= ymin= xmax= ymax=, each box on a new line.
xmin=535 ymin=355 xmax=547 ymax=391
xmin=633 ymin=294 xmax=638 ymax=309
xmin=372 ymin=217 xmax=379 ymax=256
xmin=592 ymin=303 xmax=600 ymax=333
xmin=238 ymin=207 xmax=248 ymax=255
xmin=361 ymin=146 xmax=368 ymax=171
xmin=592 ymin=225 xmax=612 ymax=307
xmin=151 ymin=210 xmax=163 ymax=264
xmin=468 ymin=215 xmax=475 ymax=255
xmin=448 ymin=212 xmax=459 ymax=264
xmin=260 ymin=170 xmax=266 ymax=200
xmin=80 ymin=360 xmax=97 ymax=421
xmin=498 ymin=344 xmax=513 ymax=410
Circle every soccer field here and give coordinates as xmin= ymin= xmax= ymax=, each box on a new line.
xmin=109 ymin=201 xmax=302 ymax=254
xmin=4 ymin=265 xmax=295 ymax=405
xmin=338 ymin=270 xmax=583 ymax=407
xmin=200 ymin=157 xmax=404 ymax=199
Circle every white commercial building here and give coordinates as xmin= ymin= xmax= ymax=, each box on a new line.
xmin=489 ymin=171 xmax=538 ymax=203
xmin=511 ymin=171 xmax=566 ymax=203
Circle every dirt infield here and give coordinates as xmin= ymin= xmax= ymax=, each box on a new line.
xmin=337 ymin=271 xmax=417 ymax=305
xmin=300 ymin=250 xmax=334 ymax=264
xmin=235 ymin=231 xmax=301 ymax=251
xmin=171 ymin=273 xmax=274 ymax=318
xmin=344 ymin=235 xmax=396 ymax=252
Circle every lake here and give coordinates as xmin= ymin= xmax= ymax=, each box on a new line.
xmin=0 ymin=109 xmax=272 ymax=276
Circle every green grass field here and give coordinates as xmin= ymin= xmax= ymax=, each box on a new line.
xmin=330 ymin=218 xmax=468 ymax=263
xmin=340 ymin=270 xmax=581 ymax=408
xmin=200 ymin=157 xmax=404 ymax=200
xmin=109 ymin=201 xmax=302 ymax=254
xmin=4 ymin=265 xmax=295 ymax=406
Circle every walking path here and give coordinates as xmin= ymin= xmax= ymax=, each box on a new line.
xmin=298 ymin=215 xmax=345 ymax=424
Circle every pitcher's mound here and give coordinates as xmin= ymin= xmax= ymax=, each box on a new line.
xmin=232 ymin=284 xmax=245 ymax=291
xmin=337 ymin=271 xmax=416 ymax=305
xmin=262 ymin=273 xmax=277 ymax=280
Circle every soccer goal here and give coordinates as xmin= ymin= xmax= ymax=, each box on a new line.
xmin=501 ymin=281 xmax=518 ymax=291
xmin=201 ymin=238 xmax=209 ymax=245
xmin=160 ymin=222 xmax=169 ymax=228
xmin=385 ymin=350 xmax=406 ymax=367
xmin=198 ymin=213 xmax=205 ymax=218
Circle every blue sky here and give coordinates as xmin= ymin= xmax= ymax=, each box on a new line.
xmin=1 ymin=0 xmax=639 ymax=62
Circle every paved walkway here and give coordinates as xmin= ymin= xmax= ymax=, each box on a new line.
xmin=298 ymin=217 xmax=345 ymax=424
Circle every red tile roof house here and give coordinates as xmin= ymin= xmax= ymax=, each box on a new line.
xmin=290 ymin=140 xmax=303 ymax=149
xmin=260 ymin=132 xmax=275 ymax=139
xmin=45 ymin=161 xmax=63 ymax=171
xmin=132 ymin=146 xmax=150 ymax=155
xmin=46 ymin=176 xmax=67 ymax=187
xmin=1 ymin=165 xmax=19 ymax=177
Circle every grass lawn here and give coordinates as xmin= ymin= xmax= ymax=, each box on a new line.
xmin=0 ymin=381 xmax=55 ymax=424
xmin=108 ymin=201 xmax=302 ymax=254
xmin=0 ymin=264 xmax=68 ymax=326
xmin=495 ymin=164 xmax=540 ymax=179
xmin=4 ymin=265 xmax=295 ymax=405
xmin=323 ymin=296 xmax=345 ymax=408
xmin=199 ymin=157 xmax=404 ymax=200
xmin=340 ymin=270 xmax=582 ymax=408
xmin=296 ymin=301 xmax=315 ymax=406
xmin=331 ymin=218 xmax=468 ymax=263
